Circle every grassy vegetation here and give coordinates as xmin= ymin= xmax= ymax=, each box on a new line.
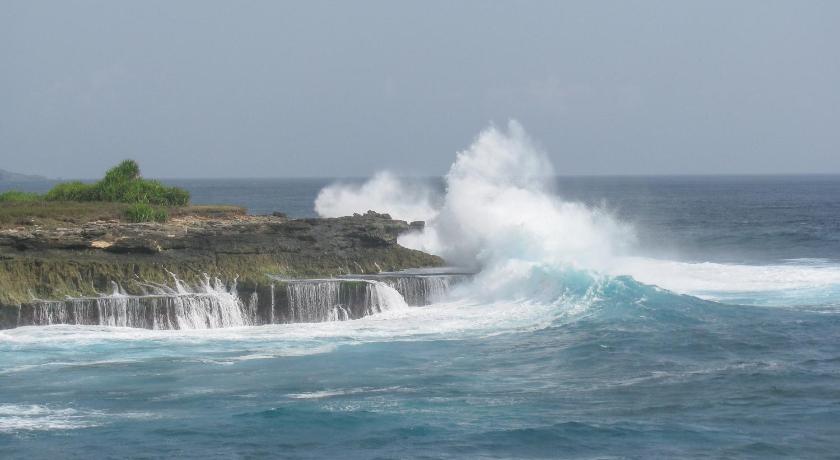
xmin=42 ymin=160 xmax=190 ymax=206
xmin=0 ymin=161 xmax=448 ymax=308
xmin=0 ymin=190 xmax=42 ymax=202
xmin=0 ymin=201 xmax=130 ymax=227
xmin=2 ymin=159 xmax=189 ymax=205
xmin=0 ymin=202 xmax=245 ymax=228
xmin=0 ymin=159 xmax=206 ymax=226
xmin=124 ymin=203 xmax=168 ymax=223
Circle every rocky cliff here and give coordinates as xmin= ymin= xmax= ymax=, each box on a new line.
xmin=0 ymin=211 xmax=441 ymax=309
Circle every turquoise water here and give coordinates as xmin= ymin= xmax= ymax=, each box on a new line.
xmin=2 ymin=176 xmax=840 ymax=458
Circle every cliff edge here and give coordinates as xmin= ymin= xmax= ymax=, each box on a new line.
xmin=0 ymin=210 xmax=441 ymax=307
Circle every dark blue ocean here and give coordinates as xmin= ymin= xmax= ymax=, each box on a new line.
xmin=2 ymin=175 xmax=840 ymax=459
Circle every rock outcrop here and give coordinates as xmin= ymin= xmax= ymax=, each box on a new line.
xmin=0 ymin=210 xmax=441 ymax=308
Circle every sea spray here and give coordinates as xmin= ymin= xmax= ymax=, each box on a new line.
xmin=316 ymin=121 xmax=636 ymax=308
xmin=398 ymin=121 xmax=635 ymax=271
xmin=313 ymin=122 xmax=840 ymax=306
xmin=315 ymin=171 xmax=440 ymax=222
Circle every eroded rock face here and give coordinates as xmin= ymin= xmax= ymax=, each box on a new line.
xmin=1 ymin=213 xmax=417 ymax=255
xmin=0 ymin=212 xmax=443 ymax=306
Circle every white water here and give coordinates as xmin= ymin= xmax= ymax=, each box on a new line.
xmin=368 ymin=281 xmax=410 ymax=312
xmin=10 ymin=122 xmax=840 ymax=343
xmin=1 ymin=296 xmax=559 ymax=350
xmin=0 ymin=403 xmax=156 ymax=433
xmin=378 ymin=275 xmax=468 ymax=305
xmin=18 ymin=276 xmax=415 ymax=330
xmin=315 ymin=121 xmax=840 ymax=305
xmin=315 ymin=171 xmax=439 ymax=222
xmin=612 ymin=257 xmax=840 ymax=306
xmin=287 ymin=281 xmax=343 ymax=323
xmin=0 ymin=404 xmax=101 ymax=432
xmin=286 ymin=280 xmax=408 ymax=323
xmin=27 ymin=276 xmax=251 ymax=330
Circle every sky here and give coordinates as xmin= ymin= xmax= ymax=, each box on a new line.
xmin=1 ymin=1 xmax=838 ymax=179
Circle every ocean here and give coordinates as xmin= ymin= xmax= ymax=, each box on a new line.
xmin=3 ymin=161 xmax=840 ymax=456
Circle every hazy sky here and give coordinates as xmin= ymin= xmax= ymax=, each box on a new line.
xmin=2 ymin=1 xmax=838 ymax=178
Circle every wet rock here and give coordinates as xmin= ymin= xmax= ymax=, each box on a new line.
xmin=0 ymin=212 xmax=445 ymax=307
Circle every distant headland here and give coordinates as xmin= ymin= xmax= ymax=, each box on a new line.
xmin=0 ymin=168 xmax=48 ymax=182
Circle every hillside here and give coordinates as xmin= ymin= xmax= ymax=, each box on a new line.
xmin=0 ymin=168 xmax=47 ymax=181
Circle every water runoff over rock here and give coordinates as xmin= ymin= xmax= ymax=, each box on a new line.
xmin=8 ymin=271 xmax=469 ymax=330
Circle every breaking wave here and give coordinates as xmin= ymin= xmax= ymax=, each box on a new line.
xmin=316 ymin=121 xmax=840 ymax=312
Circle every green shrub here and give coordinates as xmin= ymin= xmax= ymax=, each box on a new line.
xmin=95 ymin=160 xmax=141 ymax=202
xmin=124 ymin=203 xmax=168 ymax=223
xmin=0 ymin=190 xmax=43 ymax=202
xmin=44 ymin=181 xmax=97 ymax=201
xmin=104 ymin=159 xmax=141 ymax=183
xmin=119 ymin=179 xmax=190 ymax=206
xmin=162 ymin=186 xmax=190 ymax=207
xmin=44 ymin=159 xmax=190 ymax=206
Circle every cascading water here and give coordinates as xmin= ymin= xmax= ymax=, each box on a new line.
xmin=285 ymin=280 xmax=408 ymax=323
xmin=383 ymin=275 xmax=468 ymax=306
xmin=9 ymin=276 xmax=420 ymax=330
xmin=286 ymin=281 xmax=343 ymax=323
xmin=22 ymin=277 xmax=253 ymax=330
xmin=368 ymin=280 xmax=410 ymax=312
xmin=8 ymin=275 xmax=228 ymax=330
xmin=339 ymin=274 xmax=470 ymax=306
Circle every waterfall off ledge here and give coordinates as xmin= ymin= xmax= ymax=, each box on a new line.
xmin=3 ymin=271 xmax=470 ymax=330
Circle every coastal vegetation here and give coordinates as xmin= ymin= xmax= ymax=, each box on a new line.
xmin=0 ymin=201 xmax=244 ymax=228
xmin=0 ymin=190 xmax=42 ymax=202
xmin=0 ymin=201 xmax=131 ymax=227
xmin=42 ymin=160 xmax=190 ymax=206
xmin=0 ymin=160 xmax=190 ymax=223
xmin=124 ymin=203 xmax=169 ymax=223
xmin=0 ymin=160 xmax=442 ymax=309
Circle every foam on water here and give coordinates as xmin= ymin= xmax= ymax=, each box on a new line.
xmin=0 ymin=296 xmax=559 ymax=348
xmin=612 ymin=256 xmax=840 ymax=307
xmin=0 ymin=405 xmax=154 ymax=433
xmin=0 ymin=405 xmax=99 ymax=433
xmin=316 ymin=121 xmax=840 ymax=310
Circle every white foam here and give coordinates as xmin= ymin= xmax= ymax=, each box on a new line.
xmin=0 ymin=294 xmax=564 ymax=352
xmin=0 ymin=300 xmax=568 ymax=390
xmin=369 ymin=281 xmax=409 ymax=312
xmin=0 ymin=404 xmax=154 ymax=433
xmin=0 ymin=405 xmax=95 ymax=432
xmin=314 ymin=121 xmax=840 ymax=306
xmin=285 ymin=386 xmax=403 ymax=400
xmin=613 ymin=256 xmax=840 ymax=297
xmin=396 ymin=121 xmax=634 ymax=270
